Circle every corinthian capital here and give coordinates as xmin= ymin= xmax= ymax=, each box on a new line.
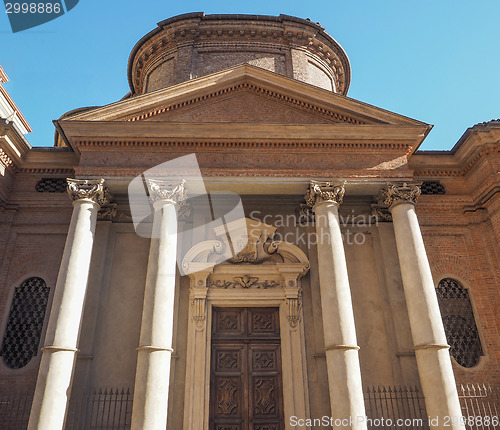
xmin=146 ymin=178 xmax=188 ymax=208
xmin=305 ymin=180 xmax=345 ymax=207
xmin=377 ymin=183 xmax=421 ymax=209
xmin=298 ymin=180 xmax=345 ymax=221
xmin=67 ymin=178 xmax=110 ymax=206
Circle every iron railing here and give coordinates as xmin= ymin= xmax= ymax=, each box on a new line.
xmin=458 ymin=384 xmax=499 ymax=430
xmin=65 ymin=388 xmax=132 ymax=430
xmin=0 ymin=384 xmax=498 ymax=429
xmin=364 ymin=386 xmax=429 ymax=429
xmin=0 ymin=388 xmax=132 ymax=430
xmin=0 ymin=391 xmax=33 ymax=430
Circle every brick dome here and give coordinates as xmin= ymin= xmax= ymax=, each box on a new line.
xmin=127 ymin=12 xmax=351 ymax=95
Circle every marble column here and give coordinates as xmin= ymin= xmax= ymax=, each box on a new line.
xmin=28 ymin=179 xmax=109 ymax=430
xmin=131 ymin=179 xmax=187 ymax=430
xmin=304 ymin=181 xmax=367 ymax=429
xmin=377 ymin=183 xmax=464 ymax=430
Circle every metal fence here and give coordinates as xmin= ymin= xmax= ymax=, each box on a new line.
xmin=458 ymin=384 xmax=499 ymax=430
xmin=0 ymin=388 xmax=132 ymax=430
xmin=65 ymin=388 xmax=132 ymax=430
xmin=0 ymin=391 xmax=33 ymax=430
xmin=364 ymin=386 xmax=429 ymax=429
xmin=0 ymin=383 xmax=499 ymax=429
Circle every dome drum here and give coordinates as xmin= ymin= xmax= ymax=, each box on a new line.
xmin=128 ymin=13 xmax=351 ymax=95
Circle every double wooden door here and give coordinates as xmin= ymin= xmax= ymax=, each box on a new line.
xmin=209 ymin=307 xmax=284 ymax=430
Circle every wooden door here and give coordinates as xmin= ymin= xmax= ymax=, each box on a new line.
xmin=209 ymin=307 xmax=284 ymax=430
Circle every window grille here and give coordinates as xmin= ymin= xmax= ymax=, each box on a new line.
xmin=0 ymin=277 xmax=50 ymax=369
xmin=436 ymin=279 xmax=483 ymax=368
xmin=421 ymin=181 xmax=446 ymax=195
xmin=35 ymin=178 xmax=67 ymax=193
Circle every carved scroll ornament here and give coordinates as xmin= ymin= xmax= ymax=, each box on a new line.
xmin=372 ymin=182 xmax=421 ymax=221
xmin=378 ymin=183 xmax=421 ymax=208
xmin=67 ymin=178 xmax=110 ymax=206
xmin=146 ymin=178 xmax=190 ymax=217
xmin=208 ymin=276 xmax=281 ymax=290
xmin=299 ymin=180 xmax=345 ymax=221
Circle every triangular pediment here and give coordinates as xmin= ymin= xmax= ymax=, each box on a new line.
xmin=62 ymin=64 xmax=428 ymax=127
xmin=138 ymin=89 xmax=337 ymax=124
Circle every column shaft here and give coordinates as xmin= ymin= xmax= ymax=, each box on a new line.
xmin=391 ymin=202 xmax=464 ymax=429
xmin=29 ymin=196 xmax=100 ymax=430
xmin=131 ymin=201 xmax=178 ymax=430
xmin=305 ymin=181 xmax=366 ymax=429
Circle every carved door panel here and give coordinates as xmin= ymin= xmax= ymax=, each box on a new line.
xmin=210 ymin=308 xmax=284 ymax=430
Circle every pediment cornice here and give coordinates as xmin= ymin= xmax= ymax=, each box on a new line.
xmin=58 ymin=121 xmax=429 ymax=155
xmin=61 ymin=65 xmax=429 ymax=129
xmin=127 ymin=82 xmax=362 ymax=124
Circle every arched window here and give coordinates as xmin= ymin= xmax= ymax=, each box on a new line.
xmin=436 ymin=278 xmax=483 ymax=368
xmin=0 ymin=277 xmax=50 ymax=369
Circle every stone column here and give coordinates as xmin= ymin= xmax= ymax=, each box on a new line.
xmin=304 ymin=181 xmax=366 ymax=429
xmin=377 ymin=183 xmax=464 ymax=430
xmin=28 ymin=179 xmax=109 ymax=430
xmin=131 ymin=179 xmax=187 ymax=430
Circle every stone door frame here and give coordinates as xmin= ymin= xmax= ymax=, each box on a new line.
xmin=182 ymin=237 xmax=311 ymax=430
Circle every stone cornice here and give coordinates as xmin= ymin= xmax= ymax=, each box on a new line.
xmin=59 ymin=121 xmax=428 ymax=154
xmin=0 ymin=121 xmax=31 ymax=169
xmin=0 ymin=83 xmax=32 ymax=133
xmin=73 ymin=139 xmax=416 ymax=152
xmin=62 ymin=65 xmax=429 ymax=128
xmin=16 ymin=168 xmax=74 ymax=175
xmin=0 ymin=132 xmax=78 ymax=173
xmin=74 ymin=168 xmax=413 ymax=184
xmin=410 ymin=133 xmax=500 ymax=178
xmin=126 ymin=82 xmax=363 ymax=124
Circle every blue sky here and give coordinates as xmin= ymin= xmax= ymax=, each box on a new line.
xmin=1 ymin=0 xmax=499 ymax=149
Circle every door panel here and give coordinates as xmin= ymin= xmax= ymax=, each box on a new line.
xmin=247 ymin=308 xmax=280 ymax=338
xmin=249 ymin=344 xmax=282 ymax=430
xmin=211 ymin=344 xmax=247 ymax=430
xmin=210 ymin=308 xmax=284 ymax=430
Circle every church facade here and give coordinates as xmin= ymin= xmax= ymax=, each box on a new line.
xmin=0 ymin=13 xmax=498 ymax=430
